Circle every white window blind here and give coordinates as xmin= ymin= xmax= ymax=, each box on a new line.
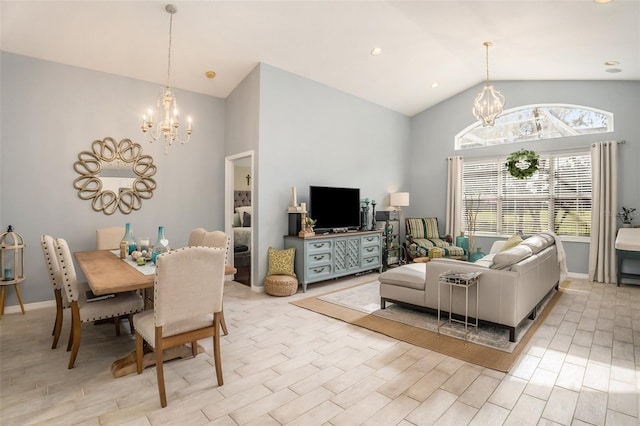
xmin=462 ymin=152 xmax=591 ymax=238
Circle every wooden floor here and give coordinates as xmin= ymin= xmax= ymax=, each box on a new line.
xmin=0 ymin=275 xmax=639 ymax=425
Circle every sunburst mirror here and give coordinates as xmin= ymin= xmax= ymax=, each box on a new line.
xmin=73 ymin=137 xmax=157 ymax=215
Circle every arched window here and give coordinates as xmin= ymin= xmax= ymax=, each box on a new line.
xmin=455 ymin=104 xmax=613 ymax=150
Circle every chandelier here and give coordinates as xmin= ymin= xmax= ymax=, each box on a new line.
xmin=141 ymin=4 xmax=192 ymax=154
xmin=472 ymin=41 xmax=505 ymax=127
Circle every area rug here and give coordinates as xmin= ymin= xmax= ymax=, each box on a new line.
xmin=291 ymin=280 xmax=563 ymax=372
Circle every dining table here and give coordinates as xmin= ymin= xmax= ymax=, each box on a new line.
xmin=74 ymin=249 xmax=236 ymax=377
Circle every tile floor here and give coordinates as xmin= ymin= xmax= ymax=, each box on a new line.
xmin=0 ymin=274 xmax=638 ymax=425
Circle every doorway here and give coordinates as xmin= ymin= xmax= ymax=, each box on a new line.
xmin=225 ymin=151 xmax=254 ymax=288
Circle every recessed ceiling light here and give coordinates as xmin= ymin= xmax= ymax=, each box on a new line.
xmin=604 ymin=60 xmax=619 ymax=66
xmin=205 ymin=70 xmax=216 ymax=79
xmin=593 ymin=0 xmax=614 ymax=3
xmin=431 ymin=82 xmax=439 ymax=88
xmin=606 ymin=68 xmax=622 ymax=73
xmin=370 ymin=47 xmax=383 ymax=56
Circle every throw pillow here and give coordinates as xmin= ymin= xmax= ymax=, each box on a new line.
xmin=500 ymin=233 xmax=523 ymax=252
xmin=243 ymin=212 xmax=251 ymax=227
xmin=267 ymin=247 xmax=296 ymax=277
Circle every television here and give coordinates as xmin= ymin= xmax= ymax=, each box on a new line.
xmin=309 ymin=186 xmax=361 ymax=233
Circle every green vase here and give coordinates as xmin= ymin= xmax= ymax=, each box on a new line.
xmin=455 ymin=232 xmax=469 ymax=255
xmin=469 ymin=247 xmax=485 ymax=262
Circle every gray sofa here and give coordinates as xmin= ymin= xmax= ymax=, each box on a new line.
xmin=378 ymin=233 xmax=561 ymax=342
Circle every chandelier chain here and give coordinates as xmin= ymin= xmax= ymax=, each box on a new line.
xmin=166 ymin=12 xmax=173 ymax=88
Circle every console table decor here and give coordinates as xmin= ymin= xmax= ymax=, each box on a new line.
xmin=284 ymin=230 xmax=382 ymax=292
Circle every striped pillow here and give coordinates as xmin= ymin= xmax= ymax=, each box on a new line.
xmin=406 ymin=218 xmax=439 ymax=239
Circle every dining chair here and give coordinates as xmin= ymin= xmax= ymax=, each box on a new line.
xmin=187 ymin=227 xmax=207 ymax=246
xmin=55 ymin=237 xmax=144 ymax=369
xmin=41 ymin=235 xmax=76 ymax=349
xmin=201 ymin=230 xmax=231 ymax=336
xmin=96 ymin=226 xmax=126 ymax=250
xmin=134 ymin=246 xmax=226 ymax=407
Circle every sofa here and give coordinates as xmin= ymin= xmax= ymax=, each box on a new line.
xmin=379 ymin=232 xmax=561 ymax=342
xmin=404 ymin=217 xmax=466 ymax=260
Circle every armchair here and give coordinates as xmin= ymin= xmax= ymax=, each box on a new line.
xmin=404 ymin=217 xmax=466 ymax=260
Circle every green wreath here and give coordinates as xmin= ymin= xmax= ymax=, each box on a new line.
xmin=505 ymin=149 xmax=539 ymax=179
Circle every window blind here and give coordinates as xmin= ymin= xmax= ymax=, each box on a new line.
xmin=462 ymin=152 xmax=591 ymax=238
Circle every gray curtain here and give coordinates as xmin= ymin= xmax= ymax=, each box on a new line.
xmin=446 ymin=156 xmax=464 ymax=237
xmin=589 ymin=142 xmax=618 ymax=283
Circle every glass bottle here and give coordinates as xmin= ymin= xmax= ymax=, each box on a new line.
xmin=121 ymin=223 xmax=137 ymax=255
xmin=152 ymin=226 xmax=170 ymax=264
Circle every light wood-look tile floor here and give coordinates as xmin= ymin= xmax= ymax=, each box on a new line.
xmin=1 ymin=274 xmax=638 ymax=425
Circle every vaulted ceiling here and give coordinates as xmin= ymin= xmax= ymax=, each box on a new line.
xmin=2 ymin=1 xmax=638 ymax=116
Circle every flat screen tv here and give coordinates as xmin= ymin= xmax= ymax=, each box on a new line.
xmin=309 ymin=186 xmax=360 ymax=232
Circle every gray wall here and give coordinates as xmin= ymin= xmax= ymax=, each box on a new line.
xmin=3 ymin=52 xmax=636 ymax=308
xmin=0 ymin=53 xmax=226 ymax=305
xmin=256 ymin=64 xmax=411 ymax=284
xmin=409 ymin=80 xmax=640 ymax=274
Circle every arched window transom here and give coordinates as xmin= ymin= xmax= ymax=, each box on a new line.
xmin=455 ymin=104 xmax=613 ymax=150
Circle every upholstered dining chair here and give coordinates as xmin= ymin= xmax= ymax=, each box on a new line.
xmin=40 ymin=235 xmax=87 ymax=349
xmin=201 ymin=230 xmax=231 ymax=336
xmin=55 ymin=237 xmax=144 ymax=369
xmin=134 ymin=246 xmax=226 ymax=407
xmin=96 ymin=226 xmax=126 ymax=250
xmin=187 ymin=227 xmax=207 ymax=246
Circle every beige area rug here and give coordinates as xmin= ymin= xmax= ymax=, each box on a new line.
xmin=291 ymin=280 xmax=563 ymax=372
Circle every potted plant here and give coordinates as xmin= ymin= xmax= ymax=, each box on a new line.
xmin=617 ymin=207 xmax=637 ymax=227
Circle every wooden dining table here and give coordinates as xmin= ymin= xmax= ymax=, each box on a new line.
xmin=74 ymin=249 xmax=237 ymax=295
xmin=74 ymin=249 xmax=236 ymax=377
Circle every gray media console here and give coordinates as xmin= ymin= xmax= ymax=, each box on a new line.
xmin=284 ymin=230 xmax=383 ymax=292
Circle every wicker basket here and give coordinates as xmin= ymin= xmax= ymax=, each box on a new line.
xmin=264 ymin=275 xmax=299 ymax=297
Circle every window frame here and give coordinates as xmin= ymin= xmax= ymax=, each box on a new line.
xmin=455 ymin=104 xmax=614 ymax=150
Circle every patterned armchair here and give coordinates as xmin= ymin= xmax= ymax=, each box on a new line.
xmin=404 ymin=217 xmax=466 ymax=260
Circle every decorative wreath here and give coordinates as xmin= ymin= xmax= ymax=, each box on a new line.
xmin=505 ymin=149 xmax=539 ymax=179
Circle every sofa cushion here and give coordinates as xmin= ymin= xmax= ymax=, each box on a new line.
xmin=520 ymin=234 xmax=554 ymax=254
xmin=490 ymin=244 xmax=533 ymax=270
xmin=378 ymin=263 xmax=426 ymax=290
xmin=474 ymin=253 xmax=495 ymax=268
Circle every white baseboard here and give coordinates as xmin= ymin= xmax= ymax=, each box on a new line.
xmin=3 ymin=299 xmax=55 ymax=314
xmin=568 ymin=272 xmax=588 ymax=279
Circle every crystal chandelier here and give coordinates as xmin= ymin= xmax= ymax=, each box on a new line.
xmin=141 ymin=4 xmax=192 ymax=154
xmin=472 ymin=42 xmax=505 ymax=127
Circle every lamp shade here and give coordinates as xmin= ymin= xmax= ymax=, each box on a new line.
xmin=390 ymin=192 xmax=410 ymax=207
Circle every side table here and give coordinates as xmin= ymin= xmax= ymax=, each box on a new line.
xmin=437 ymin=271 xmax=481 ymax=340
xmin=615 ymin=228 xmax=640 ymax=286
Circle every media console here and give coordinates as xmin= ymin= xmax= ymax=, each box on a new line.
xmin=284 ymin=230 xmax=383 ymax=292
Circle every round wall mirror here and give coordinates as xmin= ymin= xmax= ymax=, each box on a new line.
xmin=73 ymin=137 xmax=157 ymax=215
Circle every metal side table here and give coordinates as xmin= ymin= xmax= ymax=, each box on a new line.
xmin=437 ymin=271 xmax=481 ymax=340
